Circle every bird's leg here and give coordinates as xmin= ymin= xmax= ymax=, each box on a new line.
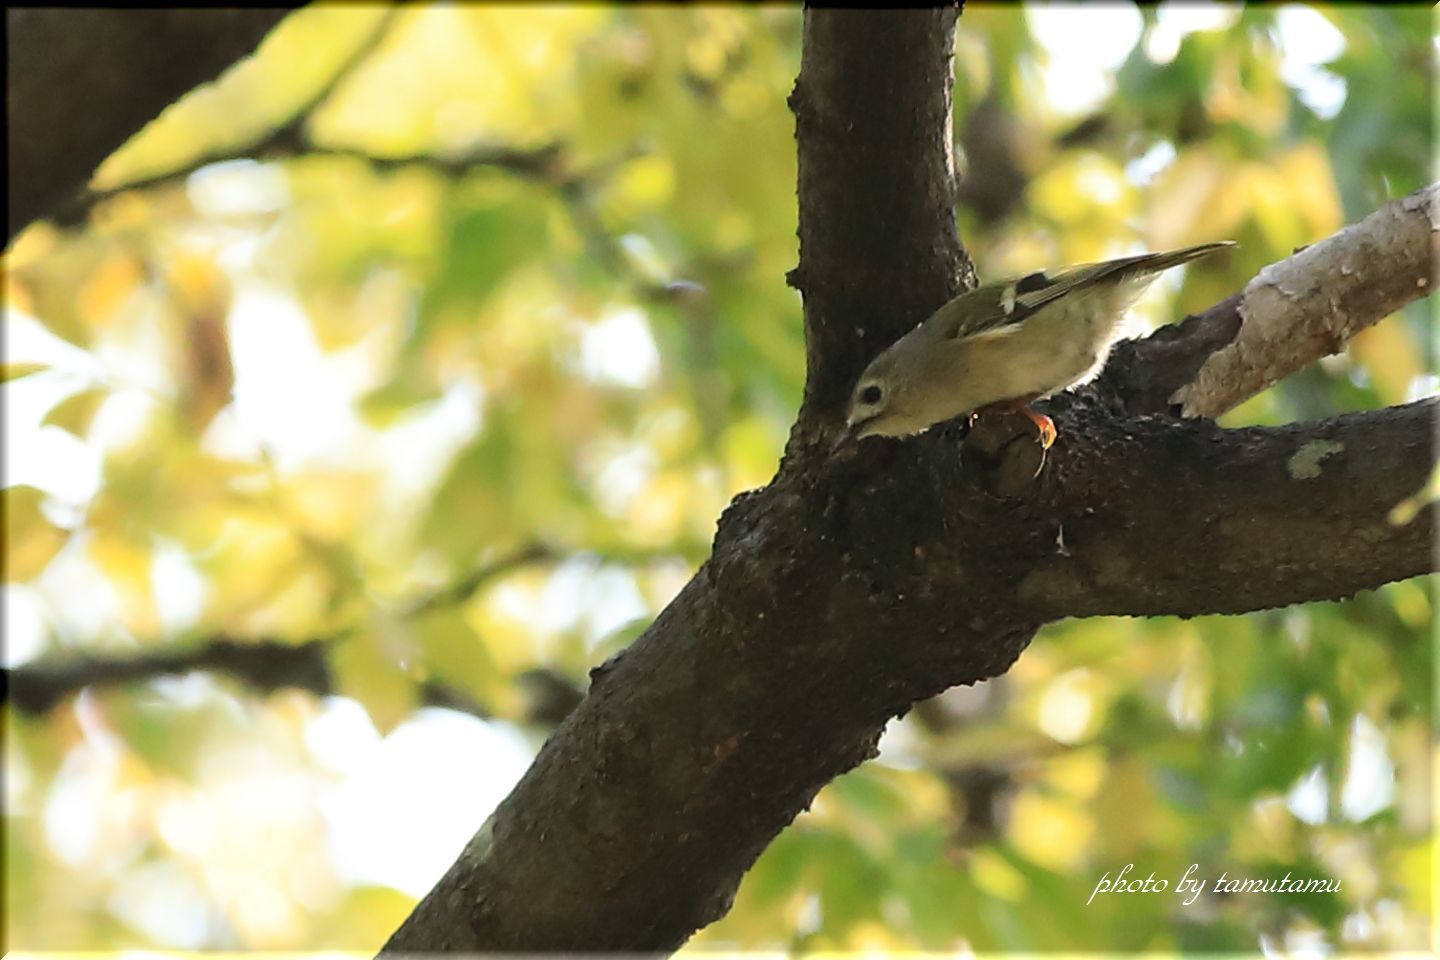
xmin=970 ymin=396 xmax=1056 ymax=449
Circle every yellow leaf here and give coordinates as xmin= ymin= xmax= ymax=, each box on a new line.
xmin=314 ymin=885 xmax=418 ymax=950
xmin=4 ymin=221 xmax=61 ymax=270
xmin=1 ymin=362 xmax=48 ymax=383
xmin=720 ymin=415 xmax=783 ymax=497
xmin=1349 ymin=319 xmax=1421 ymax=405
xmin=77 ymin=251 xmax=144 ymax=327
xmin=1207 ymin=45 xmax=1285 ymax=136
xmin=1008 ymin=788 xmax=1094 ymax=871
xmin=1028 ymin=153 xmax=1134 ymax=232
xmin=1147 ymin=147 xmax=1233 ymax=249
xmin=627 ymin=470 xmax=691 ymax=545
xmin=1093 ymin=755 xmax=1158 ymax=859
xmin=1042 ymin=745 xmax=1107 ymax=800
xmin=41 ymin=387 xmax=109 ymax=437
xmin=414 ymin=607 xmax=520 ymax=716
xmin=281 ymin=469 xmax=380 ymax=541
xmin=600 ymin=155 xmax=676 ymax=219
xmin=88 ymin=530 xmax=158 ymax=635
xmin=4 ymin=273 xmax=36 ymax=317
xmin=3 ymin=485 xmax=68 ymax=580
xmin=1247 ymin=165 xmax=1309 ymax=252
xmin=970 ymin=847 xmax=1029 ymax=902
xmin=1275 ymin=143 xmax=1342 ymax=237
xmin=1394 ymin=839 xmax=1431 ymax=915
xmin=166 ymin=250 xmax=231 ymax=320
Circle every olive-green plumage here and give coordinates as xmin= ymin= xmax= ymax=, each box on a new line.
xmin=843 ymin=241 xmax=1234 ymax=441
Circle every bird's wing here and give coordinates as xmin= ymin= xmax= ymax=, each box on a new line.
xmin=926 ymin=282 xmax=1031 ymax=340
xmin=931 ymin=242 xmax=1235 ymax=341
xmin=927 ymin=267 xmax=1092 ymax=341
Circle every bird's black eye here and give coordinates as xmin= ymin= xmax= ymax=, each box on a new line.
xmin=860 ymin=384 xmax=882 ymax=405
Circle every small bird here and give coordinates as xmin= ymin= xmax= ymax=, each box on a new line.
xmin=842 ymin=241 xmax=1234 ymax=448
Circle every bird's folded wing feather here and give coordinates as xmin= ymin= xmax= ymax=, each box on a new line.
xmin=926 ymin=242 xmax=1233 ymax=342
xmin=929 ymin=266 xmax=1088 ymax=340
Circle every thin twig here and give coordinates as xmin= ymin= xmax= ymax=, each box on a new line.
xmin=2 ymin=541 xmax=689 ymax=718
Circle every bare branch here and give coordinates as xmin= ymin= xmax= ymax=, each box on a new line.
xmin=1101 ymin=183 xmax=1438 ymax=417
xmin=399 ymin=542 xmax=561 ymax=618
xmin=68 ymin=141 xmax=565 ymax=228
xmin=8 ymin=637 xmax=334 ymax=715
xmin=51 ymin=10 xmax=402 ymax=228
xmin=1021 ymin=399 xmax=1438 ymax=619
xmin=5 ymin=634 xmax=582 ymax=727
xmin=1174 ymin=183 xmax=1437 ymax=417
xmin=4 ymin=543 xmax=574 ymax=718
xmin=7 ymin=10 xmax=292 ymax=243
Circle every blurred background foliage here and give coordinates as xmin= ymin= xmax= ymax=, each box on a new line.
xmin=3 ymin=4 xmax=1433 ymax=953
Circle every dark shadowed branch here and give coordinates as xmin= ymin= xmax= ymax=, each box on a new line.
xmin=381 ymin=11 xmax=988 ymax=953
xmin=6 ymin=634 xmax=583 ymax=728
xmin=7 ymin=9 xmax=292 ymax=243
xmin=47 ymin=9 xmax=400 ymax=230
xmin=8 ymin=636 xmax=333 ymax=716
xmin=5 ymin=543 xmax=579 ymax=721
xmin=1024 ymin=399 xmax=1436 ymax=619
xmin=786 ymin=10 xmax=975 ymax=442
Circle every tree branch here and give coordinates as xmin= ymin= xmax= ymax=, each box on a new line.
xmin=7 ymin=636 xmax=332 ymax=715
xmin=1100 ymin=182 xmax=1439 ymax=417
xmin=1174 ymin=183 xmax=1438 ymax=418
xmin=6 ymin=9 xmax=292 ymax=244
xmin=4 ymin=543 xmax=575 ymax=720
xmin=62 ymin=140 xmax=565 ymax=230
xmin=5 ymin=634 xmax=583 ymax=728
xmin=48 ymin=10 xmax=399 ymax=230
xmin=787 ymin=9 xmax=974 ymax=444
xmin=1022 ymin=399 xmax=1437 ymax=619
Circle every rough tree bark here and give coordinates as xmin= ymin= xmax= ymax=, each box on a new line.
xmin=6 ymin=8 xmax=291 ymax=244
xmin=380 ymin=9 xmax=1435 ymax=954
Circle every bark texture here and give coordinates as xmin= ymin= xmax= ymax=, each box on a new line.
xmin=1017 ymin=398 xmax=1436 ymax=619
xmin=1173 ymin=183 xmax=1440 ymax=417
xmin=6 ymin=9 xmax=290 ymax=243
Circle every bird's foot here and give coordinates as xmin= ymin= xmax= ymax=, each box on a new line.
xmin=972 ymin=401 xmax=1055 ymax=449
xmin=1020 ymin=407 xmax=1056 ymax=449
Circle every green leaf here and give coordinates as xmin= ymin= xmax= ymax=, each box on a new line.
xmin=356 ymin=374 xmax=443 ymax=427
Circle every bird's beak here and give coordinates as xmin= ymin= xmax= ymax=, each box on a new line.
xmin=832 ymin=416 xmax=870 ymax=453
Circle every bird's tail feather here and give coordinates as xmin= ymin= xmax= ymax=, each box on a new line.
xmin=1129 ymin=240 xmax=1236 ymax=273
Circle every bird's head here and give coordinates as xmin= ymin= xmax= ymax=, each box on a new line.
xmin=840 ymin=347 xmax=931 ymax=444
